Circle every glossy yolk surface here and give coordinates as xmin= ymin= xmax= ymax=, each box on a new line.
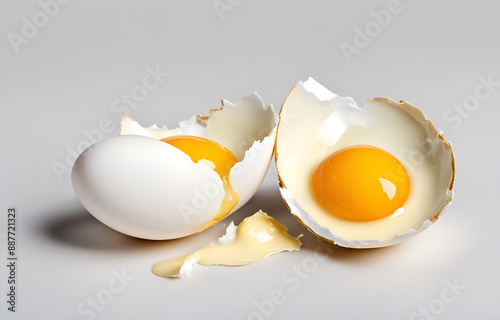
xmin=311 ymin=145 xmax=410 ymax=221
xmin=161 ymin=135 xmax=239 ymax=231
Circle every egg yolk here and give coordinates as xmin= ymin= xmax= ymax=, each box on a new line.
xmin=311 ymin=145 xmax=410 ymax=221
xmin=161 ymin=136 xmax=240 ymax=231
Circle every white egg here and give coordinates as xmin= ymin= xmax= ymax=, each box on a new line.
xmin=275 ymin=78 xmax=455 ymax=248
xmin=72 ymin=93 xmax=278 ymax=240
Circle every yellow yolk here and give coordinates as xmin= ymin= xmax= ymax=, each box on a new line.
xmin=311 ymin=145 xmax=410 ymax=221
xmin=161 ymin=136 xmax=240 ymax=231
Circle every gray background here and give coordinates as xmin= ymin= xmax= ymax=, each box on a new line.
xmin=1 ymin=1 xmax=499 ymax=319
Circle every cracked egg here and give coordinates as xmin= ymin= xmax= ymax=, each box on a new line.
xmin=275 ymin=78 xmax=455 ymax=248
xmin=72 ymin=93 xmax=277 ymax=240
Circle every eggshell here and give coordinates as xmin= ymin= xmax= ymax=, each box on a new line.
xmin=275 ymin=78 xmax=455 ymax=248
xmin=120 ymin=92 xmax=278 ymax=214
xmin=72 ymin=135 xmax=225 ymax=239
xmin=72 ymin=92 xmax=278 ymax=240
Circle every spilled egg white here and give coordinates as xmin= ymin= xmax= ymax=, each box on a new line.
xmin=72 ymin=93 xmax=278 ymax=240
xmin=275 ymin=78 xmax=455 ymax=248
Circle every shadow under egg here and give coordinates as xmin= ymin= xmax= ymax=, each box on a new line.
xmin=42 ymin=206 xmax=190 ymax=252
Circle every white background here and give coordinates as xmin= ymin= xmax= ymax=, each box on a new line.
xmin=1 ymin=1 xmax=499 ymax=319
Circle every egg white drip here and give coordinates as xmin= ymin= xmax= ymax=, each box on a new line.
xmin=277 ymin=78 xmax=454 ymax=246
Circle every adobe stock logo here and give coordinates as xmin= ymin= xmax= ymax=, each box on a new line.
xmin=7 ymin=0 xmax=71 ymax=54
xmin=179 ymin=179 xmax=223 ymax=225
xmin=51 ymin=64 xmax=168 ymax=182
xmin=236 ymin=240 xmax=333 ymax=320
xmin=213 ymin=0 xmax=243 ymax=21
xmin=442 ymin=74 xmax=499 ymax=130
xmin=408 ymin=278 xmax=467 ymax=320
xmin=76 ymin=268 xmax=135 ymax=320
xmin=339 ymin=0 xmax=404 ymax=63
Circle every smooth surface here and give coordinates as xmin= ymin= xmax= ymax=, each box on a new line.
xmin=71 ymin=135 xmax=225 ymax=240
xmin=1 ymin=1 xmax=499 ymax=319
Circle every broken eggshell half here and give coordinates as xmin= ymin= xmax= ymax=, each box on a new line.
xmin=275 ymin=78 xmax=455 ymax=248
